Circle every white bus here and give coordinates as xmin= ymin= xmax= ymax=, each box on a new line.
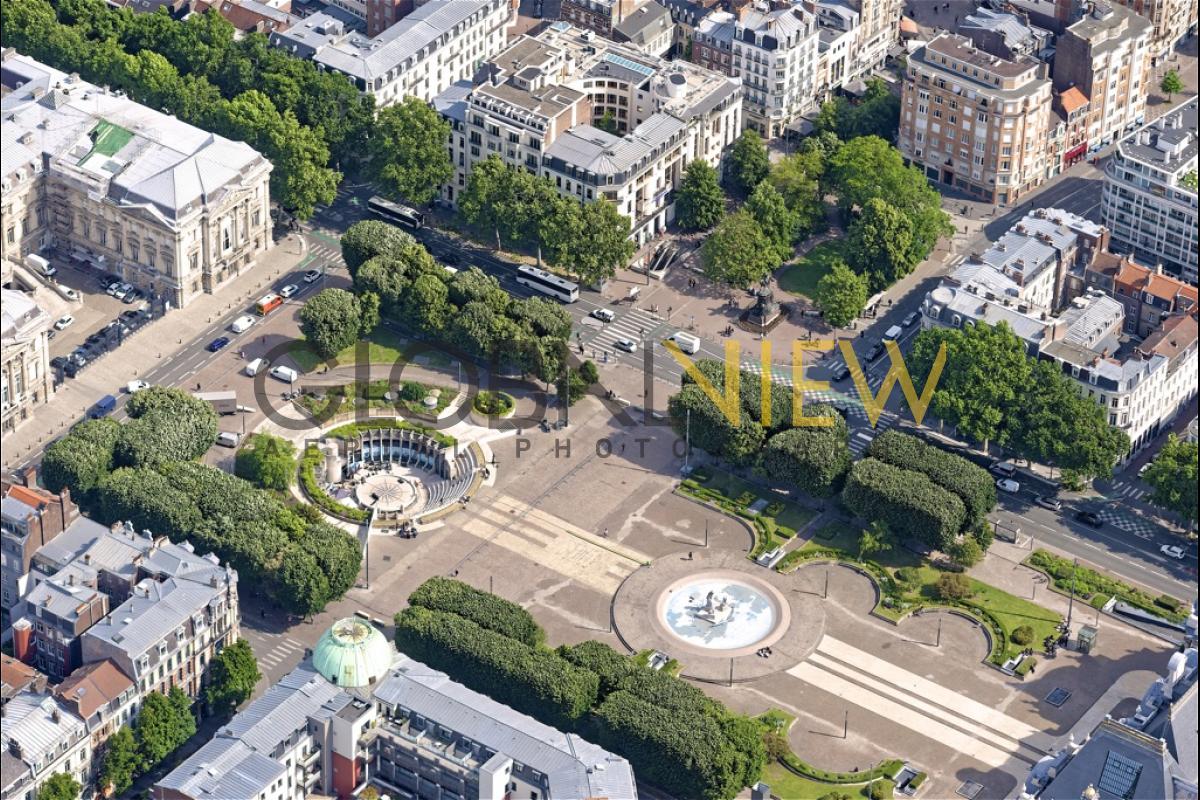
xmin=515 ymin=265 xmax=579 ymax=303
xmin=367 ymin=196 xmax=424 ymax=230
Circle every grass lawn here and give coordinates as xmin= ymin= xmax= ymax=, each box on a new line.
xmin=678 ymin=467 xmax=816 ymax=557
xmin=763 ymin=762 xmax=873 ymax=800
xmin=289 ymin=329 xmax=411 ymax=373
xmin=778 ymin=240 xmax=848 ymax=300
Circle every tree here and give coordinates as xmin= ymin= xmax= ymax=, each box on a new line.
xmin=1142 ymin=435 xmax=1198 ymax=525
xmin=234 ymin=433 xmax=297 ymax=491
xmin=676 ymin=160 xmax=725 ymax=231
xmin=135 ymin=690 xmax=195 ymax=771
xmin=768 ymin=149 xmax=826 ymax=238
xmin=596 ymin=109 xmax=619 ymax=134
xmin=858 ymin=520 xmax=892 ymax=561
xmin=277 ymin=550 xmax=331 ymax=619
xmin=299 ymin=288 xmax=364 ymax=358
xmin=846 ymin=198 xmax=916 ymax=291
xmin=340 ymin=220 xmax=421 ymax=277
xmin=371 ymin=97 xmax=452 ymax=205
xmin=726 ymin=130 xmax=770 ymax=195
xmin=115 ymin=387 xmax=219 ymax=469
xmin=700 ymin=210 xmax=781 ymax=288
xmin=814 ymin=261 xmax=869 ymax=327
xmin=745 ymin=181 xmax=798 ymax=260
xmin=37 ymin=773 xmax=80 ymax=800
xmin=947 ymin=536 xmax=983 ymax=568
xmin=41 ymin=418 xmax=121 ymax=497
xmin=569 ymin=199 xmax=635 ymax=286
xmin=460 ymin=155 xmax=520 ymax=250
xmin=99 ymin=726 xmax=139 ymax=796
xmin=1160 ymin=70 xmax=1183 ymax=101
xmin=756 ymin=413 xmax=851 ymax=497
xmin=205 ymin=639 xmax=261 ymax=714
xmin=358 ymin=291 xmax=381 ymax=337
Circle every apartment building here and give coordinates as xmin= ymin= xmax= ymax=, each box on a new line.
xmin=807 ymin=0 xmax=858 ymax=98
xmin=1052 ymin=1 xmax=1152 ymax=153
xmin=559 ymin=0 xmax=648 ymax=37
xmin=0 ymin=289 xmax=52 ymax=435
xmin=1 ymin=52 xmax=274 ymax=310
xmin=0 ymin=690 xmax=92 ymax=800
xmin=849 ymin=0 xmax=902 ymax=74
xmin=271 ymin=0 xmax=513 ymax=106
xmin=365 ymin=0 xmax=413 ymax=37
xmin=156 ymin=619 xmax=638 ymax=800
xmin=614 ymin=1 xmax=676 ymax=57
xmin=659 ymin=0 xmax=718 ymax=55
xmin=15 ymin=575 xmax=109 ymax=681
xmin=1083 ymin=252 xmax=1197 ymax=337
xmin=1101 ymin=98 xmax=1198 ymax=283
xmin=192 ymin=0 xmax=300 ymax=35
xmin=960 ymin=7 xmax=1052 ymax=61
xmin=1109 ymin=0 xmax=1198 ymax=65
xmin=693 ymin=3 xmax=819 ymax=137
xmin=0 ymin=476 xmax=80 ymax=623
xmin=900 ymin=34 xmax=1054 ymax=204
xmin=55 ymin=659 xmax=139 ymax=752
xmin=436 ymin=23 xmax=742 ymax=245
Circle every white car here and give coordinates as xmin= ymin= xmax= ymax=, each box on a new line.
xmin=230 ymin=315 xmax=256 ymax=334
xmin=1160 ymin=545 xmax=1186 ymax=560
xmin=126 ymin=380 xmax=150 ymax=393
xmin=590 ymin=308 xmax=616 ymax=323
xmin=54 ymin=315 xmax=75 ymax=331
xmin=996 ymin=478 xmax=1021 ymax=493
xmin=303 ymin=270 xmax=321 ymax=284
xmin=614 ymin=337 xmax=638 ymax=353
xmin=902 ymin=311 xmax=920 ymax=327
xmin=279 ymin=283 xmax=299 ymax=299
xmin=270 ymin=365 xmax=299 ymax=383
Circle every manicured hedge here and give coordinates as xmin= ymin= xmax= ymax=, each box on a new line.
xmin=867 ymin=431 xmax=996 ymax=529
xmin=393 ymin=607 xmax=597 ymax=728
xmin=409 ymin=577 xmax=543 ymax=647
xmin=843 ymin=458 xmax=965 ymax=550
xmin=1027 ymin=550 xmax=1186 ymax=623
xmin=300 ymin=446 xmax=369 ymax=523
xmin=557 ymin=640 xmax=639 ymax=697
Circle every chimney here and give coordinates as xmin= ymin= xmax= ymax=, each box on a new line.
xmin=84 ymin=553 xmax=91 ymax=565
xmin=19 ymin=465 xmax=37 ymax=487
xmin=13 ymin=619 xmax=35 ymax=663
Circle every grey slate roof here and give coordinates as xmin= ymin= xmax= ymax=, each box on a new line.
xmin=1038 ymin=719 xmax=1174 ymax=800
xmin=374 ymin=655 xmax=638 ymax=800
xmin=545 ymin=112 xmax=686 ymax=177
xmin=0 ymin=690 xmax=86 ymax=771
xmin=614 ymin=1 xmax=673 ymax=46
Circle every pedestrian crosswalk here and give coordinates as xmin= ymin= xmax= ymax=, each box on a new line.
xmin=583 ymin=308 xmax=664 ymax=355
xmin=250 ymin=634 xmax=307 ymax=672
xmin=1109 ymin=480 xmax=1148 ymax=501
xmin=1096 ymin=507 xmax=1158 ymax=539
xmin=849 ymin=414 xmax=898 ymax=457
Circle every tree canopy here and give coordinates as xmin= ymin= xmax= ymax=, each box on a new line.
xmin=1142 ymin=435 xmax=1198 ymax=524
xmin=371 ymin=97 xmax=453 ymax=205
xmin=700 ymin=210 xmax=781 ymax=289
xmin=814 ymin=260 xmax=869 ymax=328
xmin=726 ymin=130 xmax=770 ymax=195
xmin=746 ymin=181 xmax=798 ymax=261
xmin=299 ymin=288 xmax=378 ymax=358
xmin=234 ymin=433 xmax=297 ymax=491
xmin=675 ymin=160 xmax=725 ymax=231
xmin=36 ymin=773 xmax=80 ymax=800
xmin=205 ymin=639 xmax=262 ymax=714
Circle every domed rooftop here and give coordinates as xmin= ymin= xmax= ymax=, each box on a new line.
xmin=312 ymin=618 xmax=393 ymax=688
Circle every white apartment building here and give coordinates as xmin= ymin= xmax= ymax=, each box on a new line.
xmin=693 ymin=4 xmax=820 ymax=137
xmin=1 ymin=288 xmax=53 ymax=435
xmin=1101 ymin=98 xmax=1198 ymax=284
xmin=1 ymin=690 xmax=92 ymax=800
xmin=436 ymin=23 xmax=742 ymax=245
xmin=270 ymin=0 xmax=514 ymax=106
xmin=1 ymin=52 xmax=274 ymax=310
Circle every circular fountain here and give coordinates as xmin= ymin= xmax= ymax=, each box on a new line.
xmin=660 ymin=578 xmax=779 ymax=651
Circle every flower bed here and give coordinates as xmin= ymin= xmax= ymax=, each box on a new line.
xmin=299 ymin=446 xmax=370 ymax=523
xmin=473 ymin=390 xmax=515 ymax=417
xmin=1025 ymin=550 xmax=1186 ymax=624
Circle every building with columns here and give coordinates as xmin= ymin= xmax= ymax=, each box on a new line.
xmin=0 ymin=287 xmax=53 ymax=435
xmin=1 ymin=51 xmax=274 ymax=310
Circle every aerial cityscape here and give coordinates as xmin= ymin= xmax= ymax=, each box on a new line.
xmin=0 ymin=0 xmax=1195 ymax=796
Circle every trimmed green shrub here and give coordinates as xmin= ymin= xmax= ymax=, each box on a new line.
xmin=869 ymin=778 xmax=895 ymax=800
xmin=557 ymin=641 xmax=638 ymax=697
xmin=935 ymin=572 xmax=973 ymax=600
xmin=867 ymin=431 xmax=996 ymax=530
xmin=1011 ymin=625 xmax=1035 ymax=646
xmin=842 ymin=458 xmax=966 ymax=550
xmin=408 ymin=577 xmax=543 ymax=647
xmin=394 ymin=607 xmax=597 ymax=728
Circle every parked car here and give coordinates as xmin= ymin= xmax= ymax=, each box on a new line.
xmin=279 ymin=283 xmax=299 ymax=299
xmin=1074 ymin=509 xmax=1103 ymax=528
xmin=303 ymin=269 xmax=321 ymax=283
xmin=1160 ymin=544 xmax=1186 ymax=560
xmin=614 ymin=337 xmax=638 ymax=353
xmin=126 ymin=380 xmax=150 ymax=393
xmin=996 ymin=478 xmax=1021 ymax=493
xmin=1035 ymin=496 xmax=1063 ymax=512
xmin=215 ymin=431 xmax=241 ymax=448
xmin=121 ymin=309 xmax=141 ymax=322
xmin=60 ymin=287 xmax=80 ymax=301
xmin=270 ymin=365 xmax=299 ymax=383
xmin=99 ymin=274 xmax=121 ymax=289
xmin=50 ymin=356 xmax=70 ymax=371
xmin=1137 ymin=462 xmax=1152 ymax=478
xmin=207 ymin=336 xmax=231 ymax=352
xmin=54 ymin=315 xmax=75 ymax=331
xmin=122 ymin=288 xmax=145 ymax=305
xmin=442 ymin=251 xmax=461 ymax=266
xmin=89 ymin=394 xmax=117 ymax=419
xmin=902 ymin=311 xmax=920 ymax=327
xmin=882 ymin=324 xmax=904 ymax=341
xmin=990 ymin=461 xmax=1017 ymax=478
xmin=86 ymin=332 xmax=105 ymax=347
xmin=830 ymin=364 xmax=852 ymax=382
xmin=590 ymin=308 xmax=616 ymax=322
xmin=230 ymin=315 xmax=256 ymax=334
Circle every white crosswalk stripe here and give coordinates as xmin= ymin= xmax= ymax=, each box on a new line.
xmin=586 ymin=309 xmax=663 ymax=352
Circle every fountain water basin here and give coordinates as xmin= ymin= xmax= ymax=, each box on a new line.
xmin=659 ymin=575 xmax=782 ymax=652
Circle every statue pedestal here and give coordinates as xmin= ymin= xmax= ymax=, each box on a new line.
xmin=740 ymin=284 xmax=786 ymax=333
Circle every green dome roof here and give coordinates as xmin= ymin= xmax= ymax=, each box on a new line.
xmin=312 ymin=618 xmax=393 ymax=688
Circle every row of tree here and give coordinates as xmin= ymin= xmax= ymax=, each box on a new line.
xmin=340 ymin=221 xmax=574 ymax=382
xmin=40 ymin=391 xmax=361 ymax=617
xmin=98 ymin=689 xmax=196 ymax=796
xmin=866 ymin=431 xmax=997 ymax=531
xmin=908 ymin=321 xmax=1130 ymax=480
xmin=3 ymin=0 xmax=458 ymax=216
xmin=1141 ymin=434 xmax=1198 ymax=525
xmin=458 ymin=155 xmax=636 ymax=286
xmin=394 ymin=579 xmax=766 ymax=800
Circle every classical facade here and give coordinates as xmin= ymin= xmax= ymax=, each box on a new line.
xmin=1109 ymin=0 xmax=1198 ymax=65
xmin=1 ymin=52 xmax=274 ymax=310
xmin=0 ymin=288 xmax=53 ymax=435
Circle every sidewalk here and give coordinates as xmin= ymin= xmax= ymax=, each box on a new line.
xmin=1 ymin=235 xmax=310 ymax=470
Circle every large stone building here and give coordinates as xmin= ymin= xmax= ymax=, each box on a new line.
xmin=1083 ymin=252 xmax=1197 ymax=337
xmin=559 ymin=0 xmax=649 ymax=37
xmin=0 ymin=287 xmax=53 ymax=435
xmin=692 ymin=3 xmax=820 ymax=137
xmin=435 ymin=23 xmax=742 ymax=245
xmin=1101 ymin=98 xmax=1198 ymax=284
xmin=155 ymin=618 xmax=638 ymax=800
xmin=899 ymin=34 xmax=1054 ymax=204
xmin=1 ymin=52 xmax=274 ymax=310
xmin=270 ymin=0 xmax=514 ymax=106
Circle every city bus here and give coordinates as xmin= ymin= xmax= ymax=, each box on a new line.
xmin=367 ymin=195 xmax=424 ymax=230
xmin=515 ymin=265 xmax=579 ymax=303
xmin=255 ymin=293 xmax=283 ymax=316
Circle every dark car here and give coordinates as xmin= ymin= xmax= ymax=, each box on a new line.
xmin=121 ymin=309 xmax=141 ymax=322
xmin=86 ymin=332 xmax=105 ymax=346
xmin=1075 ymin=509 xmax=1103 ymax=528
xmin=64 ymin=361 xmax=79 ymax=378
xmin=830 ymin=364 xmax=852 ymax=382
xmin=50 ymin=356 xmax=70 ymax=371
xmin=207 ymin=336 xmax=231 ymax=352
xmin=865 ymin=342 xmax=885 ymax=362
xmin=99 ymin=274 xmax=121 ymax=289
xmin=122 ymin=288 xmax=145 ymax=305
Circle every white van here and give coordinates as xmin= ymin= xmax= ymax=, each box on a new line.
xmin=270 ymin=365 xmax=298 ymax=383
xmin=668 ymin=331 xmax=701 ymax=354
xmin=244 ymin=357 xmax=269 ymax=377
xmin=25 ymin=253 xmax=55 ymax=278
xmin=882 ymin=324 xmax=904 ymax=341
xmin=215 ymin=431 xmax=241 ymax=448
xmin=230 ymin=315 xmax=255 ymax=334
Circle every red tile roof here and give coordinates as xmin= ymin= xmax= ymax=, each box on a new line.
xmin=55 ymin=660 xmax=134 ymax=720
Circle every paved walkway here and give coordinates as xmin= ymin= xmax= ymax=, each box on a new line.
xmin=2 ymin=235 xmax=310 ymax=469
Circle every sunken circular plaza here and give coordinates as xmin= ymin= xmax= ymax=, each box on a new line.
xmin=613 ymin=549 xmax=825 ymax=682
